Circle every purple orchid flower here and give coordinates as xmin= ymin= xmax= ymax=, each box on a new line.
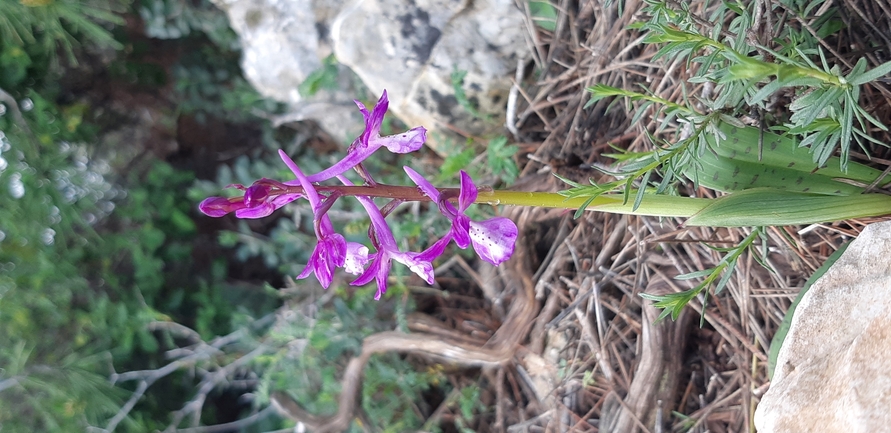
xmin=338 ymin=175 xmax=435 ymax=300
xmin=199 ymin=180 xmax=302 ymax=219
xmin=404 ymin=168 xmax=518 ymax=266
xmin=279 ymin=150 xmax=369 ymax=288
xmin=302 ymin=90 xmax=427 ymax=183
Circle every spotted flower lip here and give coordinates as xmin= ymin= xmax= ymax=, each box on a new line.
xmin=302 ymin=90 xmax=427 ymax=183
xmin=404 ymin=167 xmax=518 ymax=265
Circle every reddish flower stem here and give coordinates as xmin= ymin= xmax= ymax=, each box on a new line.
xmin=281 ymin=184 xmax=460 ymax=202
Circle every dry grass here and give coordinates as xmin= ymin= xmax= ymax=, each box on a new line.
xmin=493 ymin=0 xmax=891 ymax=431
xmin=269 ymin=2 xmax=891 ymax=431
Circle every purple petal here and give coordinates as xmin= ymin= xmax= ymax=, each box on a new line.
xmin=326 ymin=233 xmax=348 ymax=267
xmin=233 ymin=192 xmax=301 ymax=219
xmin=235 ymin=204 xmax=275 ymax=219
xmin=344 ymin=242 xmax=370 ymax=275
xmin=374 ymin=261 xmax=391 ymax=300
xmin=468 ymin=217 xmax=518 ymax=265
xmin=269 ymin=193 xmax=302 ymax=208
xmin=350 ymin=253 xmax=391 ymax=300
xmin=296 ymin=260 xmax=314 ymax=279
xmin=351 ymin=254 xmax=383 ymax=287
xmin=303 ymin=92 xmax=426 ymax=182
xmin=279 ymin=150 xmax=322 ymax=208
xmin=392 ymin=252 xmax=435 ymax=285
xmin=309 ymin=255 xmax=334 ymax=288
xmin=404 ymin=166 xmax=440 ymax=199
xmin=451 ymin=215 xmax=471 ymax=249
xmin=457 ymin=171 xmax=478 ymax=211
xmin=298 ymin=234 xmax=348 ymax=288
xmin=356 ymin=90 xmax=388 ymax=146
xmin=244 ymin=185 xmax=270 ymax=207
xmin=415 ymin=234 xmax=453 ymax=262
xmin=303 ymin=147 xmax=369 ymax=183
xmin=199 ymin=196 xmax=245 ymax=217
xmin=376 ymin=126 xmax=427 ymax=154
xmin=352 ymin=192 xmax=400 ymax=253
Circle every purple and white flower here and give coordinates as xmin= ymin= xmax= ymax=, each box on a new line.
xmin=405 ymin=167 xmax=517 ymax=265
xmin=340 ymin=175 xmax=435 ymax=300
xmin=280 ymin=151 xmax=369 ymax=288
xmin=302 ymin=90 xmax=427 ymax=183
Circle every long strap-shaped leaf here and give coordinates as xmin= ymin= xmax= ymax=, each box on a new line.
xmin=686 ymin=188 xmax=891 ymax=227
xmin=689 ymin=121 xmax=890 ymax=196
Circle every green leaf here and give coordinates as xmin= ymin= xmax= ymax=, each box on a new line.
xmin=686 ymin=188 xmax=891 ymax=227
xmin=486 ymin=136 xmax=519 ymax=183
xmin=528 ymin=1 xmax=558 ymax=32
xmin=848 ymin=60 xmax=891 ymax=86
xmin=439 ymin=147 xmax=476 ymax=180
xmin=451 ymin=68 xmax=485 ymax=119
xmin=713 ymin=259 xmax=736 ymax=294
xmin=675 ymin=268 xmax=715 ymax=280
xmin=298 ymin=55 xmax=339 ymax=97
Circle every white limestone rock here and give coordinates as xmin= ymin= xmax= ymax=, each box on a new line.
xmin=211 ymin=0 xmax=323 ymax=105
xmin=212 ymin=0 xmax=528 ymax=149
xmin=754 ymin=221 xmax=891 ymax=432
xmin=332 ymin=0 xmax=528 ymax=142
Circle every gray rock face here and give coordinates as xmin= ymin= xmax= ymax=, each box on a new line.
xmin=212 ymin=0 xmax=323 ymax=105
xmin=333 ymin=0 xmax=527 ymax=140
xmin=212 ymin=0 xmax=528 ymax=149
xmin=754 ymin=221 xmax=891 ymax=432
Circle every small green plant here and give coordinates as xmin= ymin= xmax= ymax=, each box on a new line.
xmin=641 ymin=227 xmax=769 ymax=323
xmin=638 ymin=2 xmax=891 ymax=169
xmin=448 ymin=69 xmax=521 ymax=185
xmin=299 ymin=54 xmax=341 ymax=97
xmin=260 ymin=293 xmax=447 ymax=432
xmin=528 ymin=1 xmax=558 ymax=32
xmin=561 ymin=0 xmax=891 ymax=319
xmin=451 ymin=68 xmax=486 ymax=120
xmin=0 ymin=0 xmax=128 ymax=64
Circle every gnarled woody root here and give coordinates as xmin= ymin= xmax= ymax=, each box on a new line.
xmin=601 ymin=282 xmax=693 ymax=432
xmin=271 ymin=269 xmax=537 ymax=433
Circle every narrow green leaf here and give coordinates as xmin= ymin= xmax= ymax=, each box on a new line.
xmin=686 ymin=188 xmax=891 ymax=227
xmin=713 ymin=260 xmax=736 ymax=294
xmin=676 ymin=268 xmax=715 ymax=280
xmin=848 ymin=60 xmax=891 ymax=86
xmin=573 ymin=196 xmax=598 ymax=219
xmin=633 ymin=170 xmax=652 ymax=211
xmin=839 ymin=93 xmax=855 ymax=170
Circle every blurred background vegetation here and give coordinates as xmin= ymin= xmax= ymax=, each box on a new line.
xmin=0 ymin=0 xmax=504 ymax=431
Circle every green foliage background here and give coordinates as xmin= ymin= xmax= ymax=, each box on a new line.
xmin=0 ymin=1 xmax=471 ymax=431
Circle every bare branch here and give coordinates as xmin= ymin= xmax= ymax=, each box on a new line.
xmin=171 ymin=405 xmax=277 ymax=433
xmin=98 ymin=314 xmax=275 ymax=433
xmin=163 ymin=344 xmax=270 ymax=432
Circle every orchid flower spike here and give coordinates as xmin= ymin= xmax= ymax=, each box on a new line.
xmin=303 ymin=90 xmax=427 ymax=183
xmin=404 ymin=167 xmax=518 ymax=265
